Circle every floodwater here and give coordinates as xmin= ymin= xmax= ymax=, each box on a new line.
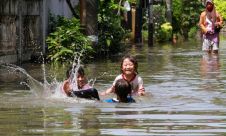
xmin=1 ymin=36 xmax=226 ymax=135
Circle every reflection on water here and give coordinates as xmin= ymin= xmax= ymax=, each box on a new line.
xmin=200 ymin=53 xmax=220 ymax=80
xmin=1 ymin=39 xmax=226 ymax=135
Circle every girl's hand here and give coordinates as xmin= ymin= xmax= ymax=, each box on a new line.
xmin=100 ymin=87 xmax=114 ymax=96
xmin=100 ymin=91 xmax=107 ymax=96
xmin=138 ymin=87 xmax=145 ymax=96
xmin=138 ymin=91 xmax=145 ymax=96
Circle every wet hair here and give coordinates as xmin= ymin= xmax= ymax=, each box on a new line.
xmin=66 ymin=65 xmax=85 ymax=79
xmin=120 ymin=55 xmax=138 ymax=74
xmin=115 ymin=79 xmax=132 ymax=103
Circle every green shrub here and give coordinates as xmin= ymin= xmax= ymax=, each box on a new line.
xmin=46 ymin=17 xmax=93 ymax=63
xmin=157 ymin=22 xmax=172 ymax=42
xmin=214 ymin=0 xmax=226 ymax=20
xmin=188 ymin=26 xmax=198 ymax=39
xmin=172 ymin=0 xmax=203 ymax=40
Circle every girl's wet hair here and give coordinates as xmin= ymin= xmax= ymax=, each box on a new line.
xmin=66 ymin=65 xmax=85 ymax=78
xmin=120 ymin=55 xmax=138 ymax=74
xmin=115 ymin=79 xmax=132 ymax=102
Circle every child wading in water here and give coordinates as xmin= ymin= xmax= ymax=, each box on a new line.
xmin=104 ymin=79 xmax=135 ymax=103
xmin=62 ymin=66 xmax=100 ymax=100
xmin=101 ymin=55 xmax=145 ymax=96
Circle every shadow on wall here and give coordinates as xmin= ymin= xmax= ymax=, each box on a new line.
xmin=0 ymin=0 xmax=43 ymax=64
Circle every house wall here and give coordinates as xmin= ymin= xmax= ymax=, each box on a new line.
xmin=0 ymin=0 xmax=43 ymax=64
xmin=0 ymin=0 xmax=79 ymax=64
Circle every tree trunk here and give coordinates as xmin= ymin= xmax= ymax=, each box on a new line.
xmin=148 ymin=0 xmax=153 ymax=46
xmin=182 ymin=28 xmax=189 ymax=41
xmin=80 ymin=0 xmax=86 ymax=32
xmin=165 ymin=0 xmax=172 ymax=24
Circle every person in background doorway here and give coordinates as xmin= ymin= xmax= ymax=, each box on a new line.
xmin=122 ymin=0 xmax=131 ymax=26
xmin=199 ymin=0 xmax=223 ymax=54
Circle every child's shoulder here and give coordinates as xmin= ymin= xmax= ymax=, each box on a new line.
xmin=133 ymin=74 xmax=143 ymax=81
xmin=115 ymin=74 xmax=123 ymax=79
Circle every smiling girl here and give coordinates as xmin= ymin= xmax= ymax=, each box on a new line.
xmin=101 ymin=55 xmax=145 ymax=96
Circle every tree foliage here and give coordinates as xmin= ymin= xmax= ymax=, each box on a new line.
xmin=158 ymin=22 xmax=173 ymax=42
xmin=214 ymin=0 xmax=226 ymax=20
xmin=152 ymin=4 xmax=172 ymax=42
xmin=97 ymin=0 xmax=126 ymax=56
xmin=172 ymin=0 xmax=203 ymax=40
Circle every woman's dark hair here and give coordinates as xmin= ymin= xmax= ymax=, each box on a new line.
xmin=66 ymin=65 xmax=85 ymax=79
xmin=115 ymin=79 xmax=132 ymax=103
xmin=120 ymin=55 xmax=138 ymax=74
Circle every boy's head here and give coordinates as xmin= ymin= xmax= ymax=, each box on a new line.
xmin=115 ymin=79 xmax=132 ymax=102
xmin=66 ymin=65 xmax=86 ymax=89
xmin=66 ymin=65 xmax=85 ymax=79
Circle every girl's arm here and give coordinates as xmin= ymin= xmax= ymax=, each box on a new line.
xmin=101 ymin=75 xmax=120 ymax=96
xmin=136 ymin=76 xmax=145 ymax=96
xmin=100 ymin=86 xmax=115 ymax=96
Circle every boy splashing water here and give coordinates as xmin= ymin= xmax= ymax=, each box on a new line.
xmin=62 ymin=65 xmax=100 ymax=100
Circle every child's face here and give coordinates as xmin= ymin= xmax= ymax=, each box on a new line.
xmin=77 ymin=74 xmax=86 ymax=89
xmin=121 ymin=58 xmax=135 ymax=75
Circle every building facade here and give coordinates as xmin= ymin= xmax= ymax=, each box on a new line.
xmin=0 ymin=0 xmax=79 ymax=64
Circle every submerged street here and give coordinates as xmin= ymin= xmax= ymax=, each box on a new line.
xmin=1 ymin=36 xmax=226 ymax=135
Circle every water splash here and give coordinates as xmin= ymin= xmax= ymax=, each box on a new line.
xmin=41 ymin=52 xmax=49 ymax=88
xmin=69 ymin=55 xmax=81 ymax=91
xmin=0 ymin=63 xmax=44 ymax=97
xmin=0 ymin=51 xmax=98 ymax=103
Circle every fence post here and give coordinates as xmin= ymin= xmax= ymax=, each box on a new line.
xmin=135 ymin=0 xmax=142 ymax=43
xmin=148 ymin=0 xmax=153 ymax=46
xmin=131 ymin=4 xmax=136 ymax=42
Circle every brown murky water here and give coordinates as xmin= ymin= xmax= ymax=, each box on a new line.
xmin=1 ymin=37 xmax=226 ymax=135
